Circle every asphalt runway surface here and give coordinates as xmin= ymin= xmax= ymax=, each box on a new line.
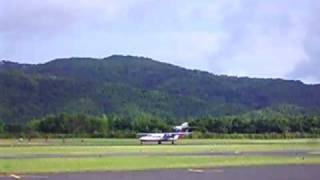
xmin=1 ymin=165 xmax=319 ymax=180
xmin=0 ymin=150 xmax=318 ymax=159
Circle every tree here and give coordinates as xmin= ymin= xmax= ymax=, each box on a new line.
xmin=0 ymin=120 xmax=4 ymax=133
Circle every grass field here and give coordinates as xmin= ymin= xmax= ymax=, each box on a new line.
xmin=1 ymin=156 xmax=320 ymax=173
xmin=1 ymin=138 xmax=320 ymax=146
xmin=0 ymin=138 xmax=319 ymax=156
xmin=0 ymin=138 xmax=319 ymax=173
xmin=0 ymin=143 xmax=320 ymax=156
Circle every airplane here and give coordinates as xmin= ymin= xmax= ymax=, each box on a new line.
xmin=137 ymin=122 xmax=191 ymax=145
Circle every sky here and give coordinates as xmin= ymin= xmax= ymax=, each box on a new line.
xmin=0 ymin=0 xmax=319 ymax=84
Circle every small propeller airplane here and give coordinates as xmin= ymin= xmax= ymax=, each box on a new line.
xmin=137 ymin=122 xmax=191 ymax=144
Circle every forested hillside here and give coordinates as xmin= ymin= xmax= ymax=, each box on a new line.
xmin=1 ymin=55 xmax=320 ymax=124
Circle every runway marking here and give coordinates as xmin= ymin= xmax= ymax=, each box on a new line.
xmin=188 ymin=169 xmax=204 ymax=173
xmin=10 ymin=174 xmax=21 ymax=179
xmin=7 ymin=174 xmax=48 ymax=179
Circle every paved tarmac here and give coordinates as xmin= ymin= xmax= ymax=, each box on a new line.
xmin=1 ymin=165 xmax=319 ymax=180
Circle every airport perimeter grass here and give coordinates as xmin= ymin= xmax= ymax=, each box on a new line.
xmin=1 ymin=156 xmax=320 ymax=173
xmin=1 ymin=138 xmax=319 ymax=146
xmin=0 ymin=138 xmax=319 ymax=173
xmin=0 ymin=138 xmax=319 ymax=156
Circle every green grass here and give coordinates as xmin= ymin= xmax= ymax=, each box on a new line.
xmin=0 ymin=138 xmax=319 ymax=173
xmin=181 ymin=138 xmax=320 ymax=145
xmin=0 ymin=140 xmax=320 ymax=156
xmin=0 ymin=138 xmax=138 ymax=146
xmin=1 ymin=138 xmax=320 ymax=146
xmin=1 ymin=156 xmax=319 ymax=173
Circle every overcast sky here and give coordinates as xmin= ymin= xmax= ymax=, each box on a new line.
xmin=0 ymin=0 xmax=319 ymax=84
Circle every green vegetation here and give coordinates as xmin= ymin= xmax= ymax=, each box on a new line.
xmin=1 ymin=156 xmax=320 ymax=173
xmin=0 ymin=120 xmax=3 ymax=133
xmin=2 ymin=109 xmax=320 ymax=138
xmin=0 ymin=138 xmax=319 ymax=156
xmin=1 ymin=55 xmax=320 ymax=125
xmin=1 ymin=143 xmax=319 ymax=156
xmin=191 ymin=106 xmax=320 ymax=134
xmin=0 ymin=138 xmax=319 ymax=173
xmin=2 ymin=138 xmax=319 ymax=146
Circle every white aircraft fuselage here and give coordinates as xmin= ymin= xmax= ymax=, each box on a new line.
xmin=138 ymin=122 xmax=190 ymax=144
xmin=139 ymin=133 xmax=180 ymax=144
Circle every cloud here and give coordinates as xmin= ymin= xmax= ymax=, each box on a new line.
xmin=0 ymin=0 xmax=319 ymax=83
xmin=288 ymin=3 xmax=320 ymax=84
xmin=205 ymin=0 xmax=309 ymax=79
xmin=0 ymin=0 xmax=134 ymax=34
xmin=0 ymin=0 xmax=139 ymax=62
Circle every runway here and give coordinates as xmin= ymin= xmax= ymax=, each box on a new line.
xmin=1 ymin=165 xmax=319 ymax=180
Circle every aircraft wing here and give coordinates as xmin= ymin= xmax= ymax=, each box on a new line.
xmin=166 ymin=132 xmax=192 ymax=136
xmin=136 ymin=133 xmax=151 ymax=137
xmin=137 ymin=132 xmax=192 ymax=137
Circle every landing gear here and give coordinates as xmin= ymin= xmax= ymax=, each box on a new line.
xmin=171 ymin=141 xmax=175 ymax=145
xmin=158 ymin=141 xmax=162 ymax=144
xmin=140 ymin=141 xmax=143 ymax=145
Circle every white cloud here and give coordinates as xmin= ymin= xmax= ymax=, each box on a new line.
xmin=205 ymin=0 xmax=309 ymax=78
xmin=0 ymin=0 xmax=319 ymax=83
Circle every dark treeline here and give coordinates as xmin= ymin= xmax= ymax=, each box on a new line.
xmin=2 ymin=113 xmax=171 ymax=138
xmin=191 ymin=115 xmax=320 ymax=134
xmin=1 ymin=109 xmax=320 ymax=138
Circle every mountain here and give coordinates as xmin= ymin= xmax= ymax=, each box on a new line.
xmin=1 ymin=55 xmax=320 ymax=123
